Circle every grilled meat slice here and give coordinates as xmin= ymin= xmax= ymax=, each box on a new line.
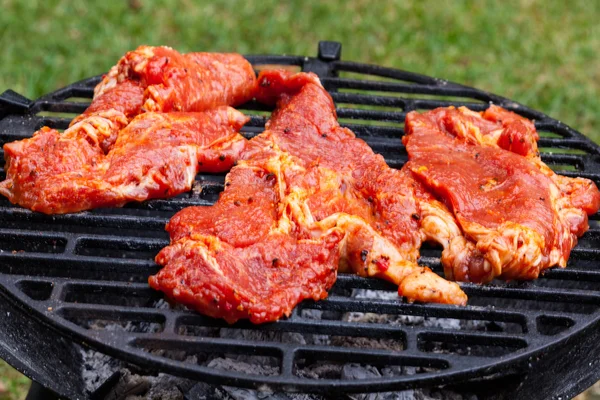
xmin=427 ymin=105 xmax=540 ymax=158
xmin=253 ymin=70 xmax=466 ymax=305
xmin=69 ymin=80 xmax=145 ymax=153
xmin=404 ymin=106 xmax=600 ymax=283
xmin=151 ymin=165 xmax=344 ymax=324
xmin=0 ymin=108 xmax=248 ymax=214
xmin=94 ymin=45 xmax=256 ymax=113
xmin=1 ymin=46 xmax=257 ymax=213
xmin=150 ymin=71 xmax=466 ymax=324
xmin=68 ymin=46 xmax=255 ymax=153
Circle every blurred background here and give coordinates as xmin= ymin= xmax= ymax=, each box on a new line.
xmin=0 ymin=0 xmax=598 ymax=398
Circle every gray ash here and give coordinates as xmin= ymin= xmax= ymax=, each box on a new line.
xmin=80 ymin=287 xmax=479 ymax=399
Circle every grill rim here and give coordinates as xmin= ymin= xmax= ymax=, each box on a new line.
xmin=1 ymin=268 xmax=599 ymax=394
xmin=1 ymin=41 xmax=600 ymax=395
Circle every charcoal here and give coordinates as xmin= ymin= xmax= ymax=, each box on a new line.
xmin=348 ymin=390 xmax=418 ymax=400
xmin=78 ymin=276 xmax=486 ymax=399
xmin=219 ymin=327 xmax=307 ymax=345
xmin=342 ymin=363 xmax=382 ymax=380
xmin=207 ymin=357 xmax=280 ymax=377
xmin=184 ymin=382 xmax=219 ymax=400
xmin=299 ymin=309 xmax=323 ymax=320
xmin=104 ymin=370 xmax=150 ymax=400
xmin=81 ymin=349 xmax=122 ymax=394
xmin=102 ymin=369 xmax=195 ymax=400
xmin=295 ymin=361 xmax=344 ymax=380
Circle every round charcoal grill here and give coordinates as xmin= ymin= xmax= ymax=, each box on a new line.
xmin=1 ymin=42 xmax=600 ymax=399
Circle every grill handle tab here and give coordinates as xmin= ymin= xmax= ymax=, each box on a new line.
xmin=0 ymin=89 xmax=32 ymax=119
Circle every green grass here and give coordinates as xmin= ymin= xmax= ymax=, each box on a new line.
xmin=0 ymin=362 xmax=29 ymax=400
xmin=0 ymin=0 xmax=599 ymax=139
xmin=0 ymin=0 xmax=599 ymax=397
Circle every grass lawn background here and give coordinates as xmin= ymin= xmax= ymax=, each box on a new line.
xmin=0 ymin=0 xmax=599 ymax=398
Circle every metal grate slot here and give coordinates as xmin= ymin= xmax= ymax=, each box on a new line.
xmin=331 ymin=92 xmax=406 ymax=112
xmin=466 ymin=295 xmax=598 ymax=314
xmin=294 ymin=350 xmax=449 ymax=379
xmin=0 ymin=254 xmax=157 ymax=281
xmin=333 ymin=62 xmax=442 ymax=86
xmin=16 ymin=280 xmax=54 ymax=301
xmin=327 ymin=76 xmax=485 ymax=102
xmin=536 ymin=315 xmax=575 ymax=336
xmin=535 ymin=123 xmax=575 ymax=138
xmin=530 ymin=278 xmax=600 ymax=291
xmin=133 ymin=337 xmax=283 ymax=376
xmin=304 ymin=306 xmax=525 ymax=334
xmin=417 ymin=332 xmax=527 ymax=357
xmin=64 ymin=97 xmax=92 ymax=104
xmin=0 ymin=231 xmax=66 ymax=254
xmin=0 ymin=208 xmax=169 ymax=232
xmin=60 ymin=308 xmax=165 ymax=333
xmin=334 ymin=70 xmax=416 ymax=84
xmin=31 ymin=116 xmax=72 ymax=130
xmin=209 ymin=355 xmax=281 ymax=376
xmin=63 ymin=282 xmax=161 ymax=307
xmin=539 ymin=147 xmax=588 ymax=155
xmin=35 ymin=108 xmax=79 ymax=117
xmin=73 ymin=237 xmax=166 ymax=260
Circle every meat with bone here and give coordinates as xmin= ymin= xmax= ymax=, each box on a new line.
xmin=0 ymin=108 xmax=248 ymax=214
xmin=403 ymin=106 xmax=600 ymax=283
xmin=149 ymin=71 xmax=466 ymax=324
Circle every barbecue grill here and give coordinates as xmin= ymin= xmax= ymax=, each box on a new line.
xmin=1 ymin=41 xmax=599 ymax=400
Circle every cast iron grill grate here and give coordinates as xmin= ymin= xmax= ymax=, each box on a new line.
xmin=1 ymin=42 xmax=600 ymax=395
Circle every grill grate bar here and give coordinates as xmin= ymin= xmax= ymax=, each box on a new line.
xmin=331 ymin=92 xmax=406 ymax=108
xmin=0 ymin=207 xmax=170 ymax=229
xmin=280 ymin=349 xmax=296 ymax=377
xmin=332 ymin=61 xmax=450 ymax=86
xmin=461 ymin=283 xmax=600 ymax=303
xmin=543 ymin=268 xmax=600 ymax=281
xmin=323 ymin=77 xmax=489 ymax=100
xmin=302 ymin=295 xmax=535 ymax=322
xmin=38 ymin=101 xmax=89 ymax=114
xmin=538 ymin=138 xmax=599 ymax=154
xmin=336 ymin=107 xmax=405 ymax=122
